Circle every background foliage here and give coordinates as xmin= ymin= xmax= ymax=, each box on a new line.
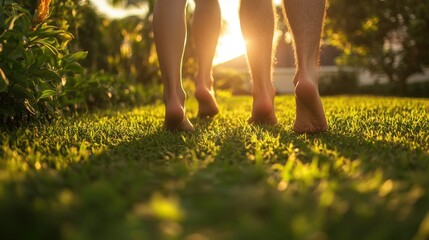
xmin=0 ymin=0 xmax=163 ymax=124
xmin=1 ymin=0 xmax=428 ymax=125
xmin=326 ymin=0 xmax=429 ymax=95
xmin=0 ymin=0 xmax=87 ymax=123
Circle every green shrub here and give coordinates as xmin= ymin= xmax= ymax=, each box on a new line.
xmin=59 ymin=72 xmax=163 ymax=112
xmin=358 ymin=80 xmax=429 ymax=97
xmin=319 ymin=70 xmax=359 ymax=95
xmin=214 ymin=69 xmax=250 ymax=95
xmin=0 ymin=1 xmax=86 ymax=123
xmin=406 ymin=80 xmax=429 ymax=98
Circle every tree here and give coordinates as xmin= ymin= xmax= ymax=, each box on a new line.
xmin=326 ymin=0 xmax=429 ymax=95
xmin=50 ymin=0 xmax=161 ymax=84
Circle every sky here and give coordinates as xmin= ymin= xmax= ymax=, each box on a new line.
xmin=88 ymin=0 xmax=283 ymax=64
xmin=88 ymin=0 xmax=147 ymax=19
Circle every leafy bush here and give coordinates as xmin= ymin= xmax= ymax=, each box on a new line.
xmin=406 ymin=80 xmax=429 ymax=98
xmin=214 ymin=69 xmax=250 ymax=95
xmin=319 ymin=70 xmax=359 ymax=95
xmin=59 ymin=71 xmax=163 ymax=112
xmin=358 ymin=80 xmax=429 ymax=98
xmin=0 ymin=1 xmax=86 ymax=123
xmin=49 ymin=0 xmax=162 ymax=85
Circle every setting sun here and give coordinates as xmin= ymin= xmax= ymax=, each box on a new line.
xmin=213 ymin=0 xmax=283 ymax=65
xmin=213 ymin=0 xmax=246 ymax=65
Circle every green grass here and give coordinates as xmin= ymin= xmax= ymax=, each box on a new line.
xmin=1 ymin=93 xmax=429 ymax=240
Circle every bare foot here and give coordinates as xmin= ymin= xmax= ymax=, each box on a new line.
xmin=293 ymin=78 xmax=328 ymax=134
xmin=195 ymin=87 xmax=219 ymax=118
xmin=248 ymin=89 xmax=278 ymax=125
xmin=164 ymin=101 xmax=195 ymax=132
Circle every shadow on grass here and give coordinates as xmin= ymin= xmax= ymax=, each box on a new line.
xmin=1 ymin=119 xmax=429 ymax=240
xmin=0 ymin=128 xmax=194 ymax=240
xmin=275 ymin=128 xmax=429 ymax=238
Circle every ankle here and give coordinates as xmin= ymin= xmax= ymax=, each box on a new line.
xmin=196 ymin=74 xmax=214 ymax=90
xmin=196 ymin=85 xmax=214 ymax=93
xmin=164 ymin=88 xmax=186 ymax=105
xmin=296 ymin=68 xmax=319 ymax=85
xmin=252 ymin=85 xmax=276 ymax=100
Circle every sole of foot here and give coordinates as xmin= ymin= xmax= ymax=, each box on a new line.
xmin=293 ymin=79 xmax=328 ymax=134
xmin=195 ymin=88 xmax=219 ymax=119
xmin=164 ymin=102 xmax=195 ymax=132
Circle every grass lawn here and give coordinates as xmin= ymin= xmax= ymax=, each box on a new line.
xmin=1 ymin=93 xmax=429 ymax=240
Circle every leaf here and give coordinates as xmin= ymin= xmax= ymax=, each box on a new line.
xmin=7 ymin=13 xmax=26 ymax=30
xmin=23 ymin=48 xmax=35 ymax=66
xmin=37 ymin=89 xmax=57 ymax=101
xmin=0 ymin=29 xmax=24 ymax=40
xmin=10 ymin=84 xmax=34 ymax=100
xmin=11 ymin=72 xmax=29 ymax=88
xmin=64 ymin=62 xmax=84 ymax=74
xmin=33 ymin=39 xmax=59 ymax=56
xmin=58 ymin=32 xmax=74 ymax=41
xmin=38 ymin=30 xmax=66 ymax=38
xmin=24 ymin=99 xmax=37 ymax=116
xmin=4 ymin=40 xmax=25 ymax=61
xmin=65 ymin=51 xmax=88 ymax=62
xmin=0 ymin=67 xmax=9 ymax=92
xmin=34 ymin=69 xmax=62 ymax=82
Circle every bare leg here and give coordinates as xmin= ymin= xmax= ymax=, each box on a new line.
xmin=283 ymin=0 xmax=328 ymax=133
xmin=153 ymin=0 xmax=194 ymax=131
xmin=240 ymin=0 xmax=277 ymax=125
xmin=193 ymin=0 xmax=221 ymax=118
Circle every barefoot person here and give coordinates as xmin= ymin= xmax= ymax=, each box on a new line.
xmin=284 ymin=0 xmax=328 ymax=133
xmin=152 ymin=0 xmax=328 ymax=133
xmin=153 ymin=0 xmax=220 ymax=131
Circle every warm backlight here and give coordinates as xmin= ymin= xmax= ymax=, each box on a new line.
xmin=89 ymin=0 xmax=283 ymax=65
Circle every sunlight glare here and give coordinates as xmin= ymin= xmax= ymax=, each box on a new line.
xmin=88 ymin=0 xmax=283 ymax=65
xmin=213 ymin=0 xmax=246 ymax=65
xmin=88 ymin=0 xmax=147 ymax=19
xmin=213 ymin=0 xmax=283 ymax=65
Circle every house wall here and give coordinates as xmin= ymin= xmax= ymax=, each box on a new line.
xmin=223 ymin=66 xmax=429 ymax=94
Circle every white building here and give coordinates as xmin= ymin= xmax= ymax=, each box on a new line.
xmin=215 ymin=55 xmax=429 ymax=94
